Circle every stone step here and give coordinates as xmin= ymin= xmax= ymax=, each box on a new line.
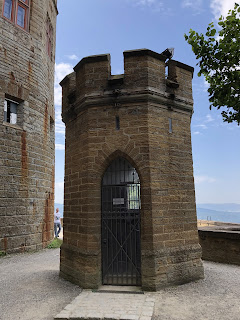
xmin=54 ymin=289 xmax=155 ymax=320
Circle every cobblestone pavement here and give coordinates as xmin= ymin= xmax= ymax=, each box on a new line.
xmin=55 ymin=290 xmax=155 ymax=320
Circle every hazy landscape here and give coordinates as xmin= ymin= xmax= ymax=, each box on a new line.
xmin=196 ymin=203 xmax=240 ymax=223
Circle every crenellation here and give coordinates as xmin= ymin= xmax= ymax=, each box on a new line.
xmin=167 ymin=59 xmax=194 ymax=102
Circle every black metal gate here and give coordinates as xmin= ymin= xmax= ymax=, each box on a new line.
xmin=101 ymin=157 xmax=141 ymax=286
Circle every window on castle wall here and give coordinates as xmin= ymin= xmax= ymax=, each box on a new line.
xmin=46 ymin=16 xmax=53 ymax=59
xmin=169 ymin=118 xmax=173 ymax=133
xmin=50 ymin=116 xmax=55 ymax=149
xmin=2 ymin=0 xmax=30 ymax=31
xmin=4 ymin=99 xmax=19 ymax=124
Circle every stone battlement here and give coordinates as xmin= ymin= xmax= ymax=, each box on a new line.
xmin=60 ymin=49 xmax=194 ymax=123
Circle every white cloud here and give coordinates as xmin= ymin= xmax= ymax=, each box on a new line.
xmin=195 ymin=175 xmax=216 ymax=184
xmin=130 ymin=0 xmax=166 ymax=12
xmin=195 ymin=124 xmax=207 ymax=129
xmin=55 ymin=182 xmax=64 ymax=204
xmin=55 ymin=143 xmax=65 ymax=150
xmin=192 ymin=114 xmax=215 ymax=134
xmin=67 ymin=54 xmax=78 ymax=61
xmin=203 ymin=79 xmax=209 ymax=92
xmin=54 ymin=86 xmax=62 ymax=107
xmin=182 ymin=0 xmax=203 ymax=13
xmin=137 ymin=0 xmax=157 ymax=5
xmin=206 ymin=114 xmax=214 ymax=123
xmin=54 ymin=62 xmax=73 ymax=106
xmin=210 ymin=0 xmax=236 ymax=20
xmin=54 ymin=62 xmax=73 ymax=135
xmin=182 ymin=0 xmax=202 ymax=9
xmin=55 ymin=62 xmax=73 ymax=89
xmin=55 ymin=105 xmax=65 ymax=135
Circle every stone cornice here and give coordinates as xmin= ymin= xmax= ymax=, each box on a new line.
xmin=62 ymin=87 xmax=193 ymax=123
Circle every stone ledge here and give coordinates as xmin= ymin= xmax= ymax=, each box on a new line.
xmin=198 ymin=225 xmax=240 ymax=265
xmin=199 ymin=228 xmax=240 ymax=240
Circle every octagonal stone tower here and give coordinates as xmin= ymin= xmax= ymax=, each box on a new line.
xmin=60 ymin=49 xmax=204 ymax=290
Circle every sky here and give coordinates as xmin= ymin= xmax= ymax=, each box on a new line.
xmin=54 ymin=0 xmax=240 ymax=206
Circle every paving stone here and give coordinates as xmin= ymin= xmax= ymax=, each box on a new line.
xmin=120 ymin=315 xmax=139 ymax=320
xmin=54 ymin=290 xmax=155 ymax=320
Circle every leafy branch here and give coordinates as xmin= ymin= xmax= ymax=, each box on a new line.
xmin=185 ymin=3 xmax=240 ymax=125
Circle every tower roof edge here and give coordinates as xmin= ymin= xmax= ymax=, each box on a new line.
xmin=74 ymin=54 xmax=111 ymax=72
xmin=123 ymin=48 xmax=167 ymax=61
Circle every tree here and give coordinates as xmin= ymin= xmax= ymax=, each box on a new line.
xmin=184 ymin=3 xmax=240 ymax=125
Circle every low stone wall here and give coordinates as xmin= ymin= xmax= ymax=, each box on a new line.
xmin=198 ymin=222 xmax=240 ymax=265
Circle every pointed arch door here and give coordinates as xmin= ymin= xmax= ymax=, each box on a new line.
xmin=101 ymin=157 xmax=141 ymax=285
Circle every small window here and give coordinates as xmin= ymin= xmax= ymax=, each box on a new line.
xmin=115 ymin=116 xmax=120 ymax=130
xmin=169 ymin=118 xmax=172 ymax=133
xmin=50 ymin=116 xmax=55 ymax=147
xmin=4 ymin=99 xmax=19 ymax=124
xmin=2 ymin=0 xmax=30 ymax=31
xmin=46 ymin=16 xmax=53 ymax=59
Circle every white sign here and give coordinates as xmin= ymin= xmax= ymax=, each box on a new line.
xmin=113 ymin=198 xmax=124 ymax=205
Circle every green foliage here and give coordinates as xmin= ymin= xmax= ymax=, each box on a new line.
xmin=47 ymin=238 xmax=63 ymax=249
xmin=185 ymin=3 xmax=240 ymax=124
xmin=0 ymin=251 xmax=6 ymax=257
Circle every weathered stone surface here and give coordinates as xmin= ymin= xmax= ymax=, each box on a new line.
xmin=199 ymin=226 xmax=240 ymax=265
xmin=60 ymin=49 xmax=204 ymax=290
xmin=0 ymin=0 xmax=57 ymax=253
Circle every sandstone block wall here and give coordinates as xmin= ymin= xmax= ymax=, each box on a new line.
xmin=60 ymin=49 xmax=204 ymax=290
xmin=199 ymin=227 xmax=240 ymax=265
xmin=0 ymin=0 xmax=57 ymax=253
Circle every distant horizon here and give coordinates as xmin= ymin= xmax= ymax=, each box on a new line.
xmin=54 ymin=202 xmax=240 ymax=206
xmin=197 ymin=202 xmax=240 ymax=205
xmin=54 ymin=202 xmax=240 ymax=223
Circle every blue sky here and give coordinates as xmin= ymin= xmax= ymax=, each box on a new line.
xmin=54 ymin=0 xmax=240 ymax=205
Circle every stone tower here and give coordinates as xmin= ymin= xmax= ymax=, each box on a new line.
xmin=0 ymin=0 xmax=58 ymax=253
xmin=60 ymin=49 xmax=204 ymax=290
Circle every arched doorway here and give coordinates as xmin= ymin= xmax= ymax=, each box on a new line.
xmin=101 ymin=157 xmax=141 ymax=286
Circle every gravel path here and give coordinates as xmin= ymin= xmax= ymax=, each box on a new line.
xmin=154 ymin=261 xmax=240 ymax=320
xmin=0 ymin=249 xmax=81 ymax=320
xmin=1 ymin=249 xmax=240 ymax=320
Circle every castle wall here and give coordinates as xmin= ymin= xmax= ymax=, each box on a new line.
xmin=60 ymin=49 xmax=204 ymax=290
xmin=199 ymin=226 xmax=240 ymax=266
xmin=0 ymin=0 xmax=57 ymax=253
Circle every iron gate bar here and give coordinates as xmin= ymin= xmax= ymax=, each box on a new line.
xmin=102 ymin=217 xmax=141 ymax=276
xmin=101 ymin=157 xmax=141 ymax=286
